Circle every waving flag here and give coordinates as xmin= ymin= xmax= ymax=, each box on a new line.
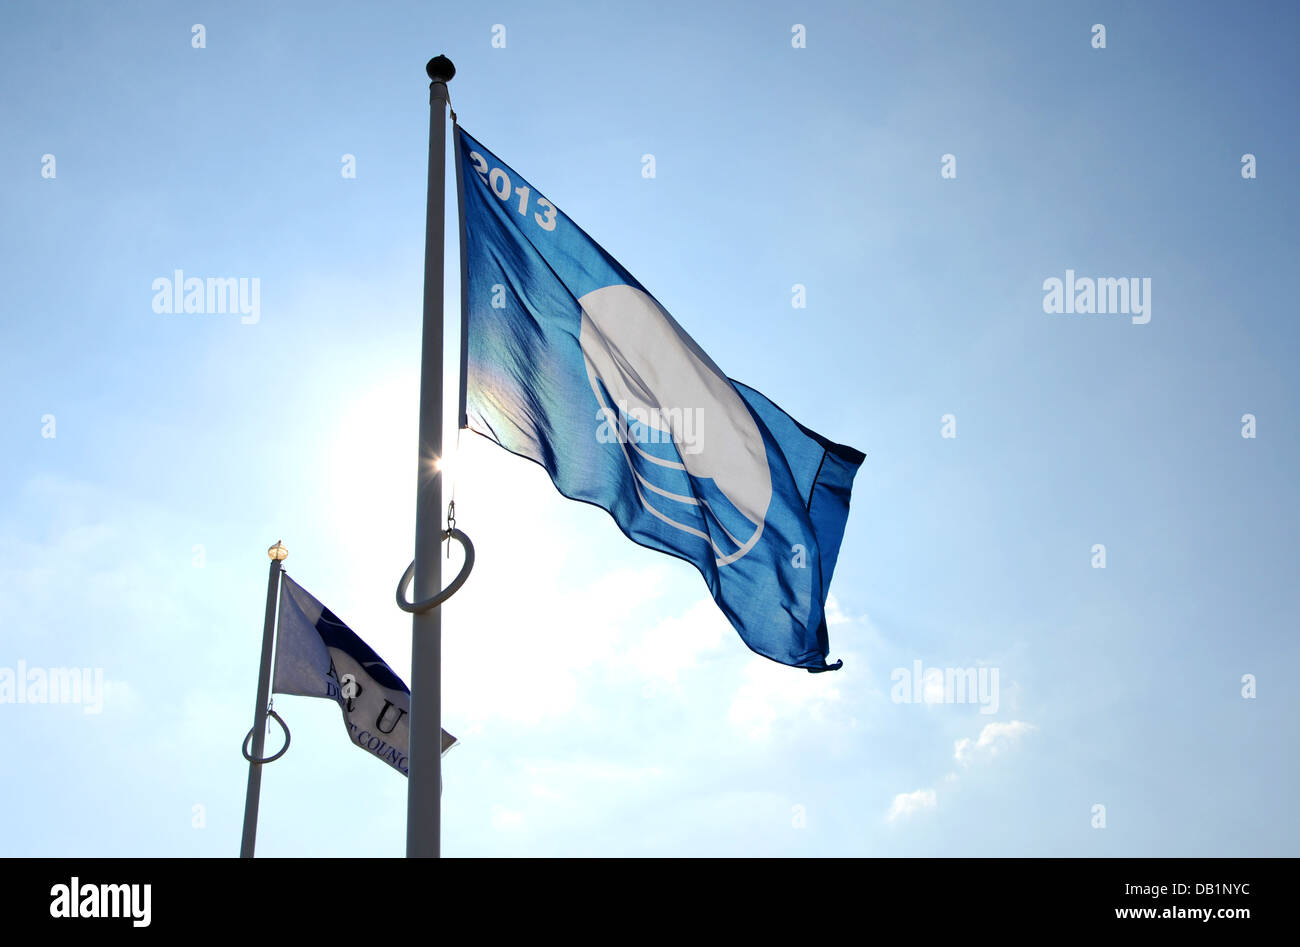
xmin=454 ymin=125 xmax=863 ymax=671
xmin=272 ymin=574 xmax=456 ymax=774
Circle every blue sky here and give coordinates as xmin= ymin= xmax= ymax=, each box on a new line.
xmin=1 ymin=0 xmax=1296 ymax=856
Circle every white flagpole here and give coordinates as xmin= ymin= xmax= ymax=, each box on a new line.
xmin=240 ymin=540 xmax=287 ymax=857
xmin=408 ymin=54 xmax=455 ymax=858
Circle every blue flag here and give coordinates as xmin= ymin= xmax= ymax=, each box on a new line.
xmin=455 ymin=126 xmax=864 ymax=671
xmin=272 ymin=574 xmax=456 ymax=774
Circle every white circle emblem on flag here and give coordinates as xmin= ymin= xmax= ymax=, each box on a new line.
xmin=577 ymin=283 xmax=772 ymax=566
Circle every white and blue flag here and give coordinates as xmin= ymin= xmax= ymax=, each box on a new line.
xmin=272 ymin=574 xmax=456 ymax=774
xmin=455 ymin=126 xmax=864 ymax=672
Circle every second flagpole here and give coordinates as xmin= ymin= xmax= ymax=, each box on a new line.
xmin=239 ymin=540 xmax=287 ymax=858
xmin=408 ymin=54 xmax=454 ymax=858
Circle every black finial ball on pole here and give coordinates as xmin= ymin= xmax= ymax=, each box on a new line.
xmin=426 ymin=55 xmax=455 ymax=82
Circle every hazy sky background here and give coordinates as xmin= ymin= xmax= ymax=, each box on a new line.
xmin=1 ymin=0 xmax=1296 ymax=856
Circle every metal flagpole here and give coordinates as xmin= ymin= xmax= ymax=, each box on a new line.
xmin=240 ymin=540 xmax=288 ymax=858
xmin=408 ymin=54 xmax=455 ymax=858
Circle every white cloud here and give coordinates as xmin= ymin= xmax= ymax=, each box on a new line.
xmin=522 ymin=759 xmax=665 ymax=786
xmin=621 ymin=598 xmax=728 ymax=686
xmin=431 ymin=456 xmax=676 ymax=724
xmin=99 ymin=679 xmax=140 ymax=715
xmin=508 ymin=761 xmax=666 ymax=833
xmin=888 ymin=721 xmax=1037 ymax=821
xmin=887 ymin=788 xmax=937 ymax=821
xmin=728 ymin=655 xmax=842 ymax=740
xmin=824 ymin=594 xmax=851 ymax=626
xmin=954 ymin=720 xmax=1036 ymax=766
xmin=441 ymin=557 xmax=672 ymax=726
xmin=490 ymin=806 xmax=524 ymax=831
xmin=922 ymin=667 xmax=945 ymax=704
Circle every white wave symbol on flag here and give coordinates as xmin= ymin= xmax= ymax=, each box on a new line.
xmin=577 ymin=284 xmax=772 ymax=566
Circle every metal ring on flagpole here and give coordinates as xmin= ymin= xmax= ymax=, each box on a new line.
xmin=396 ymin=528 xmax=475 ymax=615
xmin=242 ymin=709 xmax=291 ymax=764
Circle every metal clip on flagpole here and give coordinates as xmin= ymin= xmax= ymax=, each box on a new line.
xmin=241 ymin=704 xmax=291 ymax=763
xmin=396 ymin=522 xmax=475 ymax=614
